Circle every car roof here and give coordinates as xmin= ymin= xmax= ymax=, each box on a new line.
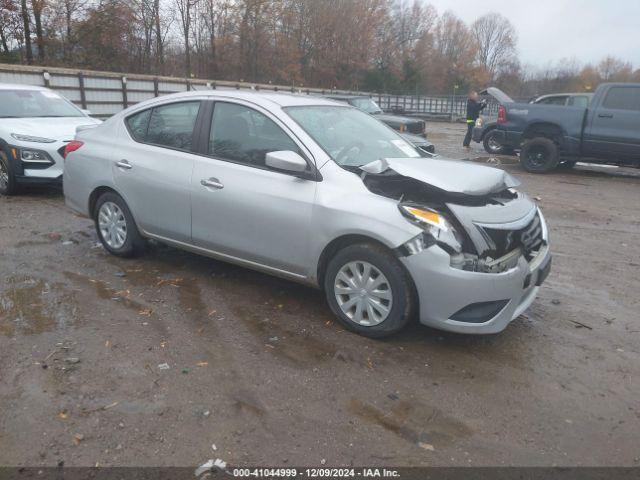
xmin=0 ymin=83 xmax=48 ymax=91
xmin=142 ymin=90 xmax=345 ymax=109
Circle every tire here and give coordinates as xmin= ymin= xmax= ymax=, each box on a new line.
xmin=520 ymin=137 xmax=559 ymax=173
xmin=323 ymin=243 xmax=416 ymax=338
xmin=0 ymin=147 xmax=19 ymax=195
xmin=482 ymin=130 xmax=512 ymax=155
xmin=94 ymin=191 xmax=145 ymax=257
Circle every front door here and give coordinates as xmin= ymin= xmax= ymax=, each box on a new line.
xmin=191 ymin=101 xmax=317 ymax=276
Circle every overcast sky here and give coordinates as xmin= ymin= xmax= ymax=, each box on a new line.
xmin=426 ymin=0 xmax=640 ymax=69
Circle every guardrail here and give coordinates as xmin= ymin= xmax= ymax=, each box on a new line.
xmin=0 ymin=63 xmax=499 ymax=120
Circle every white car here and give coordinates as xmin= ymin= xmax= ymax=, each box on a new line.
xmin=0 ymin=83 xmax=101 ymax=195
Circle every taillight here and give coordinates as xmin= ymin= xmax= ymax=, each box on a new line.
xmin=63 ymin=140 xmax=84 ymax=159
xmin=497 ymin=105 xmax=507 ymax=124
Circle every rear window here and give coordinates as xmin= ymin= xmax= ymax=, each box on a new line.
xmin=535 ymin=96 xmax=568 ymax=106
xmin=602 ymin=87 xmax=640 ymax=111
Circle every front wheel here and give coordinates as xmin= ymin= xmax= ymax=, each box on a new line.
xmin=0 ymin=148 xmax=19 ymax=195
xmin=94 ymin=192 xmax=146 ymax=257
xmin=520 ymin=137 xmax=559 ymax=173
xmin=324 ymin=243 xmax=415 ymax=338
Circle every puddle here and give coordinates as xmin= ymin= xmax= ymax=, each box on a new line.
xmin=64 ymin=271 xmax=148 ymax=314
xmin=0 ymin=276 xmax=77 ymax=336
xmin=348 ymin=398 xmax=472 ymax=448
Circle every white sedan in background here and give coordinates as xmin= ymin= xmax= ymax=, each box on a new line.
xmin=0 ymin=83 xmax=100 ymax=195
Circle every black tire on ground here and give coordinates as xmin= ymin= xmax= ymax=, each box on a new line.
xmin=94 ymin=191 xmax=146 ymax=257
xmin=0 ymin=147 xmax=19 ymax=195
xmin=520 ymin=137 xmax=560 ymax=173
xmin=558 ymin=160 xmax=577 ymax=170
xmin=483 ymin=129 xmax=513 ymax=155
xmin=324 ymin=243 xmax=416 ymax=338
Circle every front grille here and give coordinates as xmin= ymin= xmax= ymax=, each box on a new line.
xmin=481 ymin=213 xmax=544 ymax=260
xmin=406 ymin=122 xmax=425 ymax=135
xmin=520 ymin=213 xmax=544 ymax=258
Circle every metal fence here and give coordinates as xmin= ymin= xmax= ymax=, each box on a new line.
xmin=0 ymin=63 xmax=497 ymax=120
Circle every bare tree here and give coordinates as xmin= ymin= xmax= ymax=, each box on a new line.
xmin=20 ymin=0 xmax=33 ymax=63
xmin=31 ymin=0 xmax=45 ymax=61
xmin=176 ymin=0 xmax=199 ymax=77
xmin=471 ymin=13 xmax=517 ymax=81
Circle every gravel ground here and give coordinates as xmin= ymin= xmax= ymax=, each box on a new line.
xmin=0 ymin=122 xmax=639 ymax=468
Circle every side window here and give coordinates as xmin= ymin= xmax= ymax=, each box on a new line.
xmin=146 ymin=101 xmax=201 ymax=150
xmin=126 ymin=109 xmax=151 ymax=142
xmin=568 ymin=96 xmax=589 ymax=108
xmin=209 ymin=102 xmax=302 ymax=168
xmin=602 ymin=87 xmax=640 ymax=112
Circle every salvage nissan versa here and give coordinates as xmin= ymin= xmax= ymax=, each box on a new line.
xmin=63 ymin=92 xmax=551 ymax=338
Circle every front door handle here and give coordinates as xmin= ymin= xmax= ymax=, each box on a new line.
xmin=598 ymin=113 xmax=613 ymax=118
xmin=200 ymin=177 xmax=224 ymax=189
xmin=116 ymin=159 xmax=133 ymax=170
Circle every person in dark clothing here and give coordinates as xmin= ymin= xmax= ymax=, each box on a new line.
xmin=463 ymin=91 xmax=486 ymax=148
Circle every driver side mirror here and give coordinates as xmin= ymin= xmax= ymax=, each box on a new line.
xmin=266 ymin=150 xmax=308 ymax=174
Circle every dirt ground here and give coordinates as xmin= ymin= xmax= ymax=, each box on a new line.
xmin=1 ymin=122 xmax=639 ymax=468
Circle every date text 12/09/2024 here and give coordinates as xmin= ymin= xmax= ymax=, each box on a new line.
xmin=231 ymin=468 xmax=401 ymax=478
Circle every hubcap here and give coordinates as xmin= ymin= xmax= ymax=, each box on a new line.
xmin=527 ymin=147 xmax=548 ymax=167
xmin=487 ymin=136 xmax=501 ymax=151
xmin=98 ymin=202 xmax=127 ymax=249
xmin=334 ymin=261 xmax=393 ymax=326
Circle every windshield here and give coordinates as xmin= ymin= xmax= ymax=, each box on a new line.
xmin=285 ymin=105 xmax=420 ymax=167
xmin=0 ymin=89 xmax=83 ymax=118
xmin=349 ymin=98 xmax=383 ymax=114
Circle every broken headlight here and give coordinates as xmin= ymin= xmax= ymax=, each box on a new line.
xmin=399 ymin=205 xmax=463 ymax=254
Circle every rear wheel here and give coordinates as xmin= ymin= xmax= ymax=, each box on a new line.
xmin=324 ymin=243 xmax=415 ymax=338
xmin=94 ymin=192 xmax=145 ymax=257
xmin=0 ymin=148 xmax=19 ymax=195
xmin=483 ymin=130 xmax=513 ymax=155
xmin=520 ymin=137 xmax=559 ymax=173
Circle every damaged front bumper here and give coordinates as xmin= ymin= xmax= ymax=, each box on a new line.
xmin=399 ymin=209 xmax=551 ymax=334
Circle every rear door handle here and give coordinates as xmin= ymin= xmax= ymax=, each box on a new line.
xmin=116 ymin=159 xmax=133 ymax=170
xmin=200 ymin=177 xmax=224 ymax=189
xmin=598 ymin=113 xmax=613 ymax=118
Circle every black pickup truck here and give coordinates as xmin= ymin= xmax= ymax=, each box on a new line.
xmin=493 ymin=83 xmax=640 ymax=172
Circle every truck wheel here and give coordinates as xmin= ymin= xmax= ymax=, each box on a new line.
xmin=324 ymin=243 xmax=416 ymax=338
xmin=520 ymin=137 xmax=559 ymax=173
xmin=0 ymin=148 xmax=19 ymax=196
xmin=483 ymin=130 xmax=512 ymax=155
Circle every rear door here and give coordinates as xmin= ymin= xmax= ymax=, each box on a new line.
xmin=583 ymin=85 xmax=640 ymax=160
xmin=114 ymin=100 xmax=204 ymax=242
xmin=190 ymin=100 xmax=317 ymax=276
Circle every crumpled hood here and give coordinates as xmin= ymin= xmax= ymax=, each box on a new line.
xmin=360 ymin=157 xmax=519 ymax=196
xmin=0 ymin=117 xmax=101 ymax=141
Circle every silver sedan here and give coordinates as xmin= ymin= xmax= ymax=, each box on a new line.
xmin=63 ymin=92 xmax=551 ymax=338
